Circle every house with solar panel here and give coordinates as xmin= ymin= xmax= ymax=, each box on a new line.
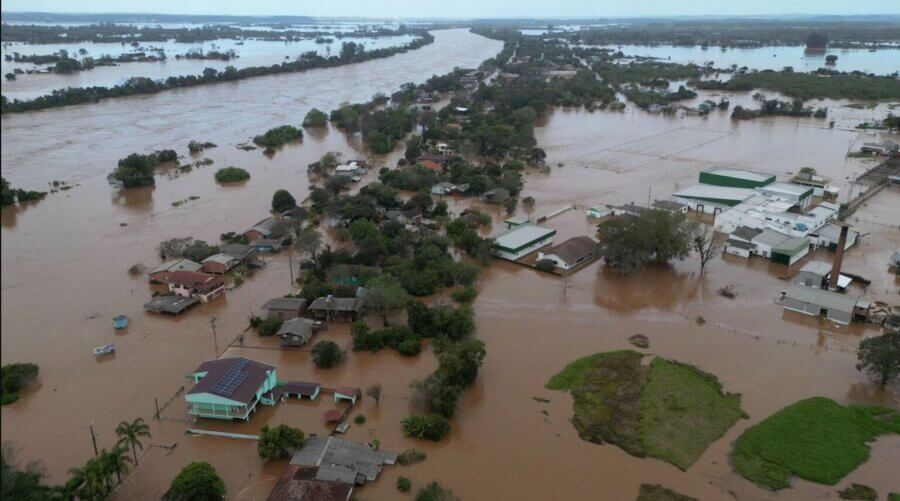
xmin=185 ymin=357 xmax=278 ymax=421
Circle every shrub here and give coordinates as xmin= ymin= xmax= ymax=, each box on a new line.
xmin=396 ymin=448 xmax=427 ymax=465
xmin=401 ymin=414 xmax=450 ymax=441
xmin=311 ymin=340 xmax=343 ymax=368
xmin=214 ymin=167 xmax=250 ymax=183
xmin=253 ymin=125 xmax=303 ymax=148
xmin=303 ymin=108 xmax=328 ymax=128
xmin=257 ymin=424 xmax=304 ymax=460
xmin=354 ymin=414 xmax=366 ymax=425
xmin=397 ymin=476 xmax=412 ymax=492
xmin=451 ymin=287 xmax=477 ymax=303
xmin=1 ymin=363 xmax=39 ymax=404
xmin=257 ymin=317 xmax=283 ymax=337
xmin=414 ymin=482 xmax=457 ymax=501
xmin=162 ymin=461 xmax=226 ymax=501
xmin=271 ymin=189 xmax=297 ymax=213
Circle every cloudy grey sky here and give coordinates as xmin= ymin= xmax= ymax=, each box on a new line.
xmin=3 ymin=0 xmax=899 ymax=18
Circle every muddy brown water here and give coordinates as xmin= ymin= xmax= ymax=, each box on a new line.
xmin=2 ymin=28 xmax=899 ymax=500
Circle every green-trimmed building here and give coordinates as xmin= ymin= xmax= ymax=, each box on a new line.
xmin=698 ymin=167 xmax=775 ymax=189
xmin=674 ymin=184 xmax=755 ymax=214
xmin=185 ymin=357 xmax=278 ymax=421
xmin=490 ymin=224 xmax=556 ymax=261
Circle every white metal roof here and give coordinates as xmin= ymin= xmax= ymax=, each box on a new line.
xmin=758 ymin=182 xmax=812 ymax=198
xmin=203 ymin=253 xmax=238 ymax=265
xmin=800 ymin=261 xmax=832 ymax=276
xmin=703 ymin=167 xmax=773 ymax=183
xmin=674 ymin=184 xmax=754 ymax=202
xmin=491 ymin=224 xmax=555 ymax=251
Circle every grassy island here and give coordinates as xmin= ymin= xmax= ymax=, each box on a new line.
xmin=547 ymin=350 xmax=746 ymax=470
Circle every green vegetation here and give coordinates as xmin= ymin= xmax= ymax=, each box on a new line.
xmin=692 ymin=71 xmax=900 ymax=101
xmin=414 ymin=481 xmax=457 ymax=501
xmin=451 ymin=286 xmax=478 ymax=303
xmin=1 ymin=33 xmax=435 ymax=114
xmin=361 ymin=274 xmax=411 ymax=325
xmin=1 ymin=363 xmax=39 ymax=405
xmin=214 ymin=167 xmax=250 ymax=183
xmin=637 ymin=484 xmax=698 ymax=501
xmin=354 ymin=414 xmax=366 ymax=425
xmin=595 ymin=61 xmax=703 ymax=87
xmin=856 ymin=332 xmax=899 ymax=387
xmin=838 ymin=483 xmax=878 ymax=501
xmin=596 ymin=209 xmax=696 ymax=274
xmin=397 ymin=476 xmax=412 ymax=492
xmin=397 ymin=448 xmax=427 ymax=465
xmin=115 ymin=417 xmax=152 ymax=465
xmin=108 ymin=149 xmax=176 ymax=188
xmin=271 ymin=189 xmax=297 ymax=213
xmin=628 ymin=334 xmax=650 ymax=349
xmin=311 ymin=340 xmax=343 ymax=369
xmin=162 ymin=462 xmax=226 ymax=501
xmin=547 ymin=350 xmax=745 ymax=470
xmin=1 ymin=178 xmax=48 ymax=207
xmin=730 ymin=98 xmax=827 ymax=120
xmin=252 ymin=125 xmax=303 ymax=148
xmin=402 ymin=414 xmax=451 ymax=441
xmin=257 ymin=317 xmax=283 ymax=337
xmin=303 ymin=108 xmax=329 ymax=128
xmin=621 ymin=85 xmax=697 ymax=109
xmin=731 ymin=397 xmax=900 ymax=489
xmin=187 ymin=140 xmax=216 ymax=153
xmin=352 ymin=322 xmax=421 ymax=356
xmin=257 ymin=424 xmax=304 ymax=460
xmin=1 ymin=444 xmax=60 ymax=499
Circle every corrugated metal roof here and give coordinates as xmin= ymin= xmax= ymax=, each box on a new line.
xmin=703 ymin=167 xmax=774 ymax=183
xmin=491 ymin=224 xmax=556 ymax=252
xmin=784 ymin=285 xmax=858 ymax=313
xmin=800 ymin=261 xmax=831 ymax=276
xmin=674 ymin=184 xmax=754 ymax=202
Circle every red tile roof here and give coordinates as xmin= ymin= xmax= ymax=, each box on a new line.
xmin=162 ymin=270 xmax=224 ymax=292
xmin=267 ymin=465 xmax=353 ymax=501
xmin=418 ymin=160 xmax=442 ymax=171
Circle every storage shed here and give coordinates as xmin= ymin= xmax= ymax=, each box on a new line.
xmin=782 ymin=285 xmax=859 ymax=325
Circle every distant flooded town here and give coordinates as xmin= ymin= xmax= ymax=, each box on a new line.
xmin=1 ymin=7 xmax=899 ymax=501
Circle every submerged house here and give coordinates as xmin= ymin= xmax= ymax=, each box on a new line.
xmin=276 ymin=317 xmax=319 ymax=347
xmin=781 ymin=285 xmax=861 ymax=325
xmin=651 ymin=200 xmax=688 ymax=214
xmin=795 ymin=261 xmax=851 ymax=290
xmin=536 ymin=236 xmax=599 ymax=270
xmin=482 ymin=187 xmax=510 ymax=204
xmin=246 ymin=217 xmax=280 ymax=241
xmin=202 ymin=253 xmax=240 ymax=275
xmin=289 ymin=436 xmax=396 ymax=485
xmin=261 ymin=297 xmax=307 ymax=320
xmin=431 ymin=182 xmax=456 ymax=196
xmin=490 ymin=223 xmax=556 ymax=261
xmin=148 ymin=259 xmax=202 ymax=283
xmin=185 ymin=357 xmax=278 ymax=421
xmin=308 ymin=296 xmax=362 ymax=321
xmin=161 ymin=270 xmax=225 ymax=302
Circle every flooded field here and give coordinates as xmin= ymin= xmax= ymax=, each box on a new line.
xmin=0 ymin=34 xmax=418 ymax=100
xmin=2 ymin=27 xmax=899 ymax=501
xmin=597 ymin=44 xmax=900 ymax=75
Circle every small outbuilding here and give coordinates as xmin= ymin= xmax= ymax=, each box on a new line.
xmin=262 ymin=297 xmax=307 ymax=320
xmin=276 ymin=317 xmax=319 ymax=347
xmin=202 ymin=253 xmax=240 ymax=274
xmin=308 ymin=296 xmax=362 ymax=321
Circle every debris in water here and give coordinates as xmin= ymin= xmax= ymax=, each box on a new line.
xmin=695 ymin=315 xmax=707 ymax=325
xmin=628 ymin=334 xmax=650 ymax=349
xmin=128 ymin=263 xmax=147 ymax=275
xmin=717 ymin=285 xmax=738 ymax=299
xmin=532 ymin=397 xmax=551 ymax=403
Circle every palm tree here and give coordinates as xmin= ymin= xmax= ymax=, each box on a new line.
xmin=67 ymin=457 xmax=109 ymax=501
xmin=100 ymin=445 xmax=132 ymax=484
xmin=115 ymin=417 xmax=151 ymax=466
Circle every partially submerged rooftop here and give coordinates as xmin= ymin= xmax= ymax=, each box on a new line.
xmin=289 ymin=436 xmax=396 ymax=485
xmin=784 ymin=285 xmax=859 ymax=314
xmin=188 ymin=357 xmax=275 ymax=406
xmin=491 ymin=223 xmax=556 ymax=252
xmin=143 ymin=294 xmax=198 ymax=314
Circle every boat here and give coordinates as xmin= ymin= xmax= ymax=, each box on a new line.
xmin=93 ymin=344 xmax=115 ymax=356
xmin=112 ymin=315 xmax=129 ymax=329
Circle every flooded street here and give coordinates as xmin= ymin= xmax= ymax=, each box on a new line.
xmin=2 ymin=26 xmax=899 ymax=501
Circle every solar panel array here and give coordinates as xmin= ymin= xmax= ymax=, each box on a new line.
xmin=210 ymin=358 xmax=250 ymax=397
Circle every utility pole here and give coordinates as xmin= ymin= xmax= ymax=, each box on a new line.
xmin=288 ymin=252 xmax=294 ymax=289
xmin=210 ymin=316 xmax=218 ymax=356
xmin=154 ymin=398 xmax=160 ymax=419
xmin=89 ymin=422 xmax=98 ymax=456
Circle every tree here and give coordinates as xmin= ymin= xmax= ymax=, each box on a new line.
xmin=414 ymin=481 xmax=458 ymax=501
xmin=110 ymin=153 xmax=155 ymax=188
xmin=1 ymin=363 xmax=39 ymax=405
xmin=2 ymin=443 xmax=56 ymax=500
xmin=856 ymin=332 xmax=899 ymax=387
xmin=100 ymin=446 xmax=131 ymax=484
xmin=693 ymin=225 xmax=724 ymax=275
xmin=271 ymin=189 xmax=296 ymax=213
xmin=362 ymin=275 xmax=411 ymax=325
xmin=115 ymin=417 xmax=151 ymax=465
xmin=257 ymin=424 xmax=304 ymax=460
xmin=214 ymin=167 xmax=250 ymax=183
xmin=597 ymin=209 xmax=693 ymax=274
xmin=311 ymin=340 xmax=343 ymax=368
xmin=162 ymin=462 xmax=225 ymax=501
xmin=295 ymin=227 xmax=322 ymax=263
xmin=302 ymin=108 xmax=328 ymax=128
xmin=366 ymin=383 xmax=383 ymax=404
xmin=401 ymin=414 xmax=450 ymax=441
xmin=805 ymin=32 xmax=829 ymax=49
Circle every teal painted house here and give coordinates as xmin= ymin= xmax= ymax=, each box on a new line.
xmin=185 ymin=357 xmax=277 ymax=421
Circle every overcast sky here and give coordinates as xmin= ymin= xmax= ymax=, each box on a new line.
xmin=4 ymin=0 xmax=899 ymax=18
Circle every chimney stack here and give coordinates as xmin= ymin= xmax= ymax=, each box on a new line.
xmin=828 ymin=224 xmax=849 ymax=291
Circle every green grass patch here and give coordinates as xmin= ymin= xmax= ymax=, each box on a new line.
xmin=547 ymin=350 xmax=745 ymax=470
xmin=731 ymin=397 xmax=900 ymax=490
xmin=640 ymin=358 xmax=747 ymax=470
xmin=637 ymin=484 xmax=697 ymax=501
xmin=838 ymin=483 xmax=877 ymax=500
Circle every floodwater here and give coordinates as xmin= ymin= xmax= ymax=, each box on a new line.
xmin=0 ymin=34 xmax=417 ymax=100
xmin=598 ymin=44 xmax=900 ymax=75
xmin=2 ymin=28 xmax=899 ymax=500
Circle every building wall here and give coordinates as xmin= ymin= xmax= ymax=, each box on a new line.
xmin=675 ymin=196 xmax=731 ymax=215
xmin=202 ymin=261 xmax=227 ymax=274
xmin=725 ymin=244 xmax=751 ymax=258
xmin=492 ymin=237 xmax=554 ymax=261
xmin=796 ymin=271 xmax=825 ymax=288
xmin=783 ymin=298 xmax=853 ymax=324
xmin=699 ymin=171 xmax=774 ymax=189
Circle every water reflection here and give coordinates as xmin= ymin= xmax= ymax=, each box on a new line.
xmin=593 ymin=263 xmax=700 ymax=313
xmin=110 ymin=185 xmax=154 ymax=211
